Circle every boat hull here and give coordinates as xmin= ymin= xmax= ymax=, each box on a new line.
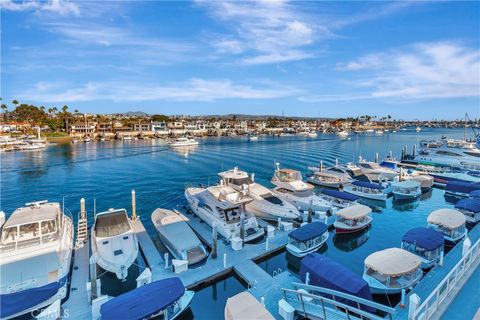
xmin=393 ymin=191 xmax=421 ymax=200
xmin=334 ymin=223 xmax=370 ymax=234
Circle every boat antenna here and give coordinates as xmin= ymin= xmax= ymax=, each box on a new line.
xmin=94 ymin=198 xmax=96 ymax=216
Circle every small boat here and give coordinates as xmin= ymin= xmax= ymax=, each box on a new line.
xmin=392 ymin=181 xmax=422 ymax=200
xmin=248 ymin=135 xmax=258 ymax=142
xmin=334 ymin=204 xmax=372 ymax=234
xmin=185 ymin=184 xmax=265 ymax=242
xmin=219 ymin=167 xmax=301 ymax=222
xmin=330 ymin=162 xmax=373 ymax=182
xmin=375 ymin=130 xmax=384 ymax=134
xmin=401 ymin=227 xmax=444 ymax=269
xmin=151 ymin=209 xmax=208 ymax=265
xmin=91 ymin=209 xmax=139 ymax=280
xmin=343 ymin=181 xmax=389 ymax=201
xmin=365 ymin=129 xmax=374 ymax=133
xmin=306 ymin=170 xmax=352 ymax=188
xmin=300 ymin=253 xmax=374 ymax=312
xmin=84 ymin=136 xmax=92 ymax=143
xmin=319 ymin=189 xmax=359 ymax=209
xmin=454 ymin=198 xmax=480 ymax=226
xmin=286 ymin=222 xmax=329 ymax=257
xmin=170 ymin=137 xmax=199 ymax=147
xmin=225 ymin=291 xmax=274 ymax=320
xmin=308 ymin=132 xmax=318 ymax=138
xmin=400 ymin=170 xmax=434 ymax=191
xmin=357 ymin=157 xmax=399 ymax=182
xmin=0 ymin=201 xmax=74 ymax=319
xmin=427 ymin=209 xmax=467 ymax=246
xmin=337 ymin=130 xmax=349 ymax=138
xmin=363 ymin=248 xmax=422 ymax=294
xmin=122 ymin=135 xmax=133 ymax=141
xmin=445 ymin=181 xmax=480 ymax=198
xmin=100 ymin=277 xmax=194 ymax=320
xmin=271 ymin=164 xmax=332 ymax=213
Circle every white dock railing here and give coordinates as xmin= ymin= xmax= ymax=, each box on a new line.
xmin=412 ymin=237 xmax=480 ymax=320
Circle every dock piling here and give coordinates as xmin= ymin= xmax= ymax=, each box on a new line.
xmin=375 ymin=152 xmax=379 ymax=163
xmin=462 ymin=237 xmax=471 ymax=257
xmin=305 ymin=272 xmax=310 ymax=285
xmin=164 ymin=253 xmax=170 ymax=269
xmin=265 ymin=237 xmax=269 ymax=251
xmin=277 ymin=218 xmax=282 ymax=230
xmin=212 ymin=223 xmax=217 ymax=259
xmin=223 ymin=253 xmax=227 ymax=268
xmin=400 ymin=289 xmax=406 ymax=308
xmin=131 ymin=190 xmax=137 ymax=221
xmin=240 ymin=213 xmax=245 ymax=244
xmin=408 ymin=294 xmax=421 ymax=320
xmin=320 ymin=160 xmax=323 ymax=172
xmin=439 ymin=250 xmax=444 ymax=266
xmin=80 ymin=198 xmax=86 ymax=221
xmin=308 ymin=200 xmax=313 ymax=223
xmin=261 ymin=297 xmax=265 ymax=306
xmin=412 ymin=144 xmax=416 ymax=158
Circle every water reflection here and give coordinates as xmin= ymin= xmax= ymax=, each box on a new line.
xmin=171 ymin=145 xmax=198 ymax=158
xmin=392 ymin=199 xmax=420 ymax=211
xmin=420 ymin=189 xmax=433 ymax=201
xmin=360 ymin=199 xmax=387 ymax=212
xmin=333 ymin=228 xmax=370 ymax=252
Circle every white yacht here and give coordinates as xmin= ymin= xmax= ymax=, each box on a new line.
xmin=329 ymin=161 xmax=373 ymax=182
xmin=357 ymin=157 xmax=399 ymax=182
xmin=185 ymin=184 xmax=264 ymax=242
xmin=170 ymin=137 xmax=199 ymax=147
xmin=0 ymin=201 xmax=74 ymax=319
xmin=306 ymin=162 xmax=352 ymax=188
xmin=151 ymin=209 xmax=208 ymax=265
xmin=91 ymin=208 xmax=139 ymax=280
xmin=343 ymin=181 xmax=390 ymax=201
xmin=271 ymin=163 xmax=332 ymax=213
xmin=337 ymin=130 xmax=349 ymax=138
xmin=219 ymin=167 xmax=302 ymax=222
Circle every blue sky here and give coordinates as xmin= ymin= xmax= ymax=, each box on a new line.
xmin=1 ymin=0 xmax=479 ymax=120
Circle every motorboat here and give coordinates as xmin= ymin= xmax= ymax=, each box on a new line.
xmin=286 ymin=222 xmax=329 ymax=257
xmin=363 ymin=248 xmax=422 ymax=294
xmin=337 ymin=130 xmax=349 ymax=138
xmin=329 ymin=162 xmax=372 ymax=182
xmin=444 ymin=181 xmax=480 ymax=198
xmin=399 ymin=169 xmax=434 ymax=191
xmin=300 ymin=253 xmax=374 ymax=312
xmin=225 ymin=291 xmax=274 ymax=320
xmin=375 ymin=130 xmax=384 ymax=134
xmin=454 ymin=198 xmax=480 ymax=226
xmin=391 ymin=181 xmax=421 ymax=200
xmin=308 ymin=132 xmax=318 ymax=138
xmin=334 ymin=204 xmax=372 ymax=234
xmin=151 ymin=209 xmax=208 ymax=265
xmin=415 ymin=166 xmax=480 ymax=187
xmin=306 ymin=164 xmax=352 ymax=188
xmin=427 ymin=209 xmax=467 ymax=246
xmin=401 ymin=227 xmax=444 ymax=269
xmin=100 ymin=277 xmax=194 ymax=320
xmin=0 ymin=201 xmax=74 ymax=319
xmin=218 ymin=167 xmax=302 ymax=222
xmin=416 ymin=126 xmax=422 ymax=132
xmin=343 ymin=181 xmax=389 ymax=201
xmin=357 ymin=157 xmax=399 ymax=182
xmin=271 ymin=164 xmax=332 ymax=213
xmin=318 ymin=189 xmax=359 ymax=209
xmin=185 ymin=184 xmax=264 ymax=242
xmin=91 ymin=208 xmax=139 ymax=280
xmin=248 ymin=135 xmax=258 ymax=142
xmin=169 ymin=137 xmax=199 ymax=147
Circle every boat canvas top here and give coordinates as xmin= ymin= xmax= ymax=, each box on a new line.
xmin=151 ymin=209 xmax=203 ymax=252
xmin=300 ymin=253 xmax=374 ymax=312
xmin=445 ymin=181 xmax=480 ymax=194
xmin=428 ymin=209 xmax=466 ymax=229
xmin=100 ymin=277 xmax=185 ymax=319
xmin=365 ymin=248 xmax=421 ymax=276
xmin=225 ymin=291 xmax=274 ymax=320
xmin=402 ymin=227 xmax=444 ymax=251
xmin=392 ymin=180 xmax=421 ymax=188
xmin=470 ymin=190 xmax=480 ymax=198
xmin=320 ymin=189 xmax=358 ymax=201
xmin=352 ymin=181 xmax=385 ymax=190
xmin=273 ymin=168 xmax=313 ymax=191
xmin=3 ymin=202 xmax=60 ymax=228
xmin=205 ymin=185 xmax=252 ymax=208
xmin=455 ymin=199 xmax=480 ymax=213
xmin=336 ymin=204 xmax=372 ymax=220
xmin=289 ymin=222 xmax=328 ymax=242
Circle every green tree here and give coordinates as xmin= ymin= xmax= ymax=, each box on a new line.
xmin=12 ymin=100 xmax=19 ymax=109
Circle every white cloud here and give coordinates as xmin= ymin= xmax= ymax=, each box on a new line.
xmin=304 ymin=42 xmax=480 ymax=102
xmin=1 ymin=0 xmax=79 ymax=16
xmin=242 ymin=51 xmax=312 ymax=65
xmin=19 ymin=79 xmax=302 ymax=103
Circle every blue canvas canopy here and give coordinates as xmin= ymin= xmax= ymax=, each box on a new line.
xmin=446 ymin=181 xmax=480 ymax=196
xmin=352 ymin=181 xmax=385 ymax=190
xmin=470 ymin=190 xmax=480 ymax=199
xmin=402 ymin=227 xmax=444 ymax=251
xmin=101 ymin=278 xmax=185 ymax=320
xmin=321 ymin=189 xmax=358 ymax=201
xmin=455 ymin=199 xmax=480 ymax=213
xmin=300 ymin=253 xmax=374 ymax=313
xmin=289 ymin=222 xmax=328 ymax=242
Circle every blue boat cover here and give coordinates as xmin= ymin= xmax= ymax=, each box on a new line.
xmin=289 ymin=222 xmax=328 ymax=242
xmin=352 ymin=180 xmax=385 ymax=190
xmin=455 ymin=199 xmax=480 ymax=213
xmin=445 ymin=181 xmax=480 ymax=195
xmin=402 ymin=227 xmax=444 ymax=251
xmin=0 ymin=276 xmax=67 ymax=318
xmin=379 ymin=160 xmax=397 ymax=170
xmin=470 ymin=190 xmax=480 ymax=199
xmin=101 ymin=278 xmax=185 ymax=320
xmin=300 ymin=253 xmax=374 ymax=313
xmin=321 ymin=189 xmax=358 ymax=201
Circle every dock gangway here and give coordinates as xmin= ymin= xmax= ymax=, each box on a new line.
xmin=281 ymin=282 xmax=396 ymax=320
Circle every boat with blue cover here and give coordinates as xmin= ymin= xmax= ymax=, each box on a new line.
xmin=343 ymin=181 xmax=389 ymax=201
xmin=444 ymin=181 xmax=480 ymax=198
xmin=334 ymin=204 xmax=372 ymax=234
xmin=470 ymin=190 xmax=480 ymax=199
xmin=300 ymin=253 xmax=375 ymax=312
xmin=286 ymin=222 xmax=329 ymax=257
xmin=427 ymin=209 xmax=467 ymax=247
xmin=401 ymin=227 xmax=444 ymax=269
xmin=455 ymin=198 xmax=480 ymax=226
xmin=318 ymin=188 xmax=358 ymax=209
xmin=100 ymin=277 xmax=194 ymax=320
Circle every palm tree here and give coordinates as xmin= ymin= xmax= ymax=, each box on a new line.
xmin=62 ymin=105 xmax=68 ymax=113
xmin=12 ymin=100 xmax=19 ymax=110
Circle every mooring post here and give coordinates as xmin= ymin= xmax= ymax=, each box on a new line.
xmin=80 ymin=198 xmax=86 ymax=221
xmin=439 ymin=250 xmax=444 ymax=266
xmin=131 ymin=190 xmax=137 ymax=221
xmin=408 ymin=294 xmax=421 ymax=320
xmin=240 ymin=213 xmax=245 ymax=245
xmin=277 ymin=217 xmax=282 ymax=230
xmin=305 ymin=272 xmax=310 ymax=285
xmin=308 ymin=200 xmax=313 ymax=223
xmin=261 ymin=297 xmax=265 ymax=306
xmin=412 ymin=144 xmax=416 ymax=158
xmin=223 ymin=253 xmax=227 ymax=268
xmin=212 ymin=223 xmax=217 ymax=259
xmin=89 ymin=256 xmax=98 ymax=300
xmin=320 ymin=160 xmax=323 ymax=172
xmin=265 ymin=237 xmax=269 ymax=251
xmin=164 ymin=253 xmax=169 ymax=269
xmin=463 ymin=237 xmax=471 ymax=257
xmin=375 ymin=152 xmax=379 ymax=163
xmin=400 ymin=289 xmax=406 ymax=308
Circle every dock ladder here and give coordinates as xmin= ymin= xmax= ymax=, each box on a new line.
xmin=75 ymin=198 xmax=88 ymax=248
xmin=281 ymin=282 xmax=396 ymax=320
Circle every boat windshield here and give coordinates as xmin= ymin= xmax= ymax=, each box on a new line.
xmin=262 ymin=194 xmax=283 ymax=205
xmin=95 ymin=211 xmax=131 ymax=237
xmin=277 ymin=171 xmax=301 ymax=182
xmin=360 ymin=163 xmax=380 ymax=169
xmin=402 ymin=242 xmax=442 ymax=261
xmin=230 ymin=177 xmax=253 ymax=186
xmin=223 ymin=207 xmax=242 ymax=224
xmin=365 ymin=267 xmax=420 ymax=289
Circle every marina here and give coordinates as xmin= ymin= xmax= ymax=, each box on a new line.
xmin=1 ymin=129 xmax=479 ymax=319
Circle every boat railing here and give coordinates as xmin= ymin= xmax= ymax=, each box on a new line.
xmin=412 ymin=237 xmax=480 ymax=320
xmin=282 ymin=282 xmax=396 ymax=320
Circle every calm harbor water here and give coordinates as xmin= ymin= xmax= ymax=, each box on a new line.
xmin=0 ymin=128 xmax=470 ymax=319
